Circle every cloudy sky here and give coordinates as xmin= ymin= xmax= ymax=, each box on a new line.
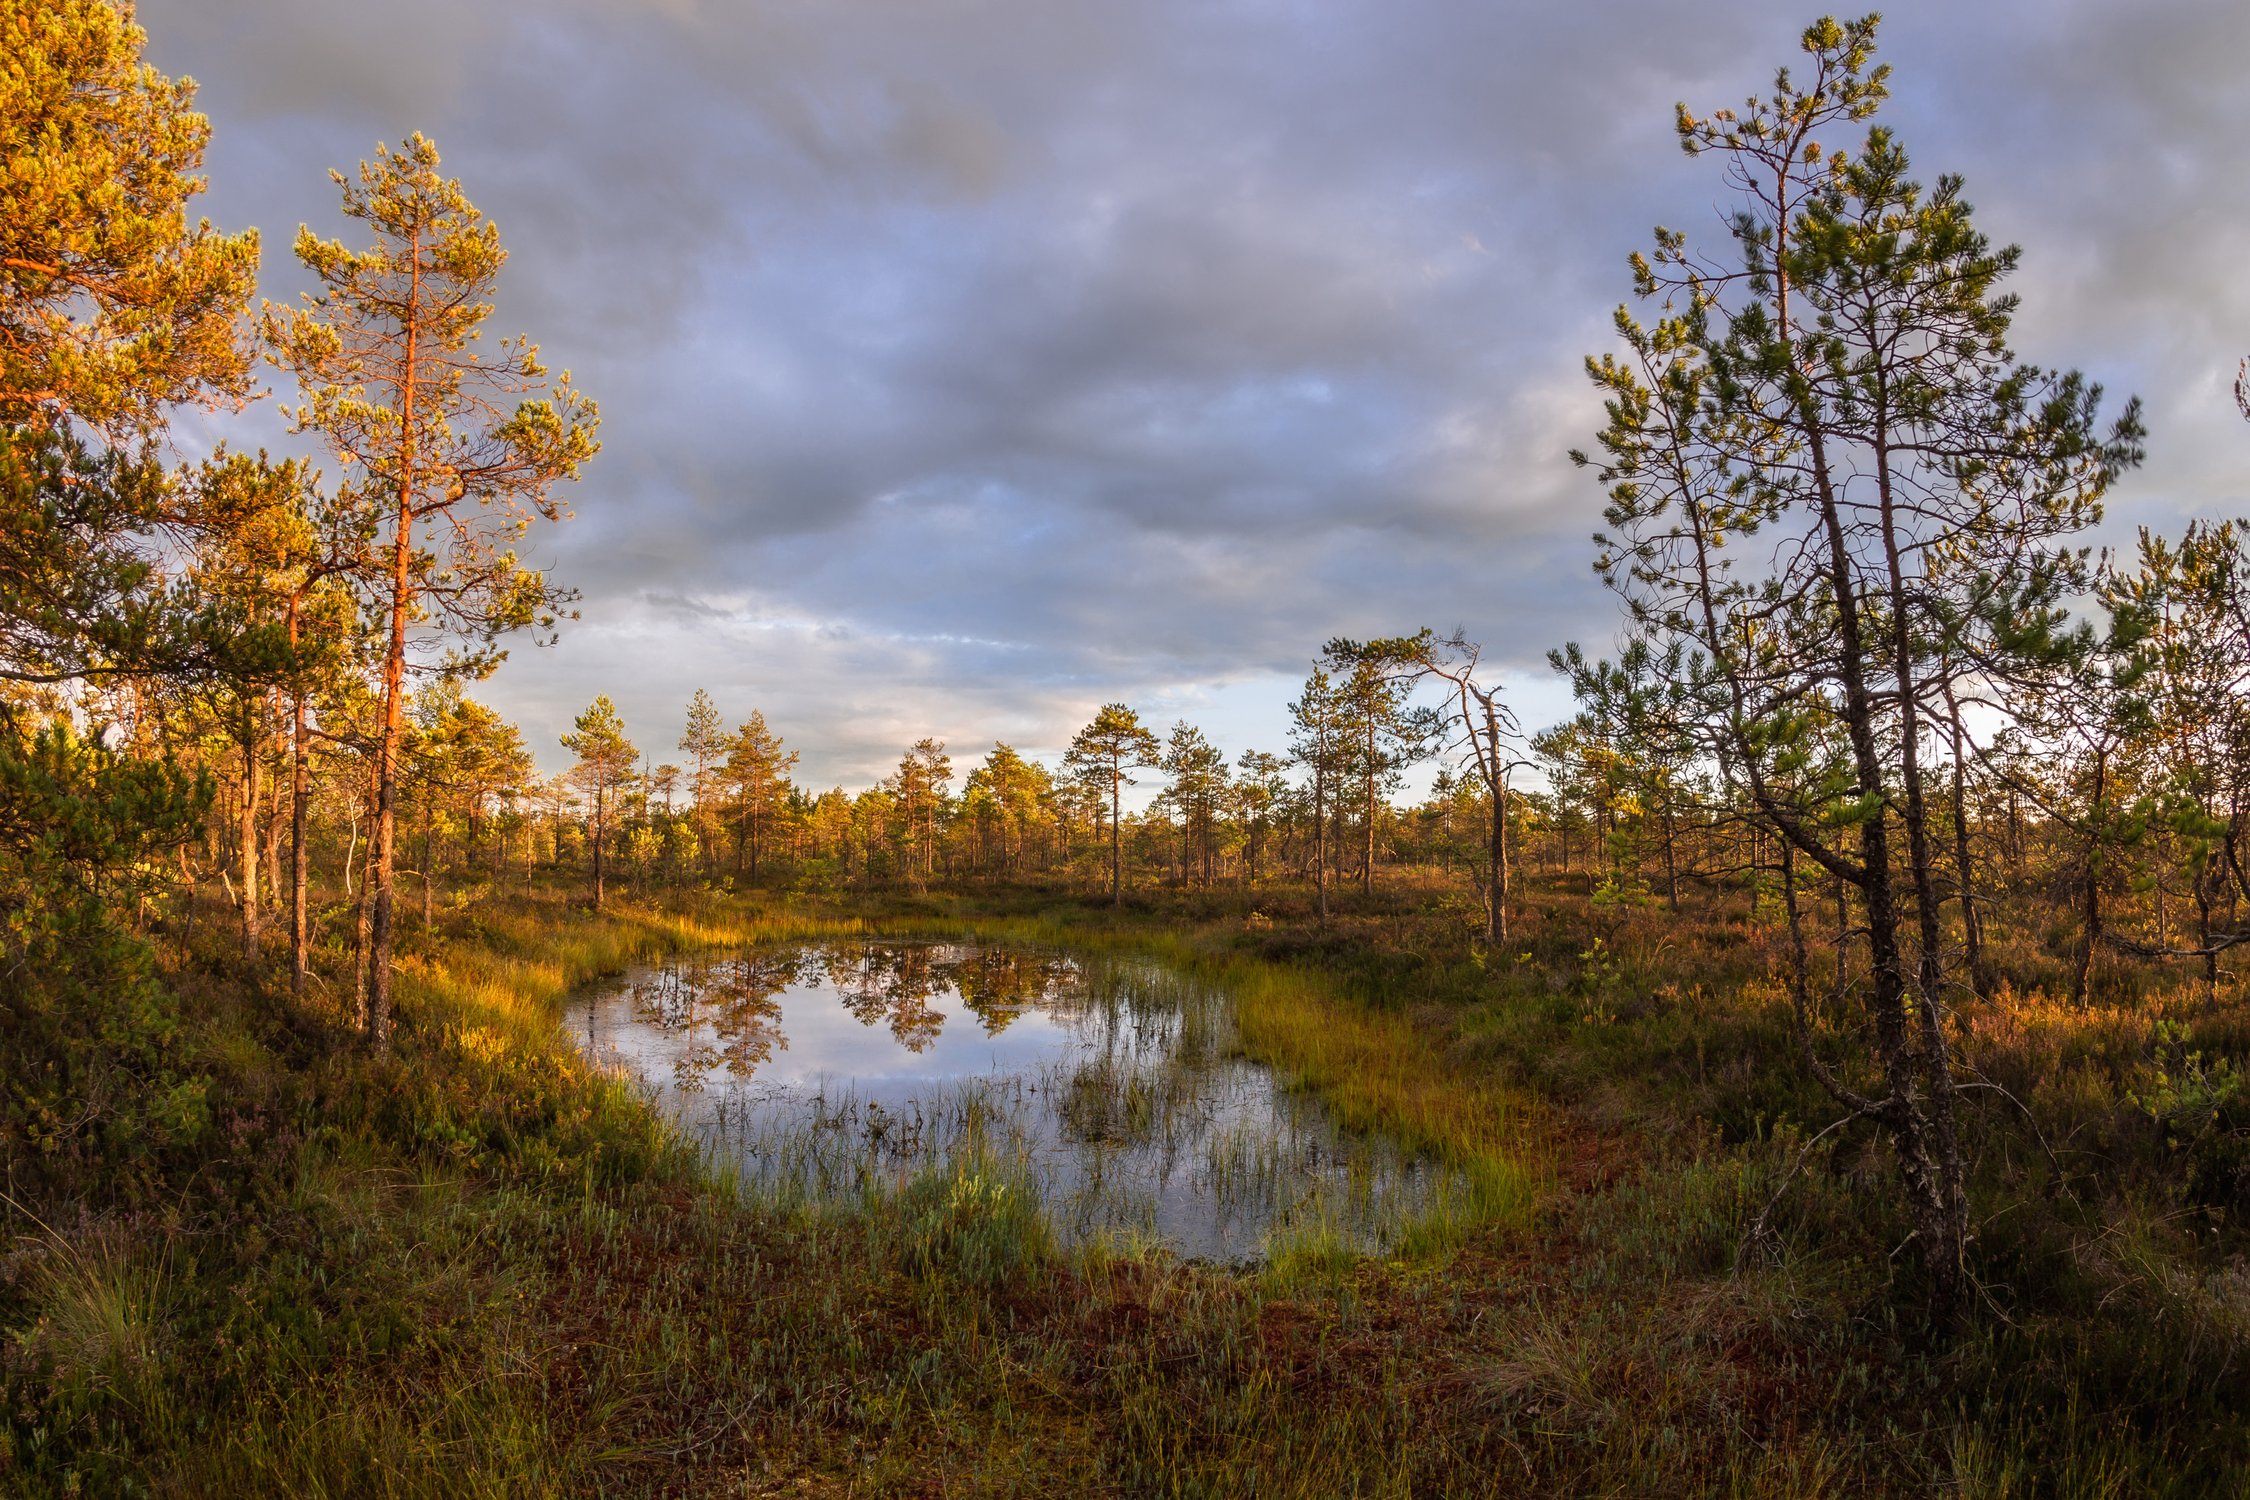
xmin=142 ymin=0 xmax=2250 ymax=787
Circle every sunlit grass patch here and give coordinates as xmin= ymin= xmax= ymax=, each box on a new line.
xmin=1219 ymin=959 xmax=1545 ymax=1237
xmin=1259 ymin=1210 xmax=1361 ymax=1290
xmin=894 ymin=1156 xmax=1053 ymax=1287
xmin=16 ymin=1225 xmax=168 ymax=1413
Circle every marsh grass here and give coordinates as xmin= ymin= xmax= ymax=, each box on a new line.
xmin=597 ymin=939 xmax=1501 ymax=1263
xmin=893 ymin=1154 xmax=1053 ymax=1286
xmin=3 ymin=881 xmax=2247 ymax=1494
xmin=14 ymin=1225 xmax=168 ymax=1419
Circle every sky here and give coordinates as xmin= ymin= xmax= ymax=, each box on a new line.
xmin=139 ymin=0 xmax=2250 ymax=789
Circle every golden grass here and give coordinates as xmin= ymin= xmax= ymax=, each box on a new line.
xmin=16 ymin=885 xmax=2250 ymax=1495
xmin=383 ymin=894 xmax=1548 ymax=1250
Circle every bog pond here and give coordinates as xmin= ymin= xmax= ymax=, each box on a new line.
xmin=567 ymin=940 xmax=1459 ymax=1262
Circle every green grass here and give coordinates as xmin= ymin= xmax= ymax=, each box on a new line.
xmin=2 ymin=878 xmax=2247 ymax=1494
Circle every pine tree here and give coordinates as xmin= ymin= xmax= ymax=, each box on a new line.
xmin=887 ymin=738 xmax=952 ymax=885
xmin=1321 ymin=640 xmax=1438 ymax=894
xmin=1573 ymin=15 xmax=2142 ymax=1323
xmin=678 ymin=688 xmax=725 ymax=878
xmin=1233 ymin=750 xmax=1289 ymax=889
xmin=965 ymin=743 xmax=1054 ymax=876
xmin=265 ymin=134 xmax=598 ymax=1044
xmin=1064 ymin=705 xmax=1160 ymax=906
xmin=1288 ymin=671 xmax=1345 ymax=926
xmin=562 ymin=695 xmax=636 ymax=910
xmin=0 ymin=0 xmax=258 ymax=435
xmin=722 ymin=712 xmax=797 ymax=884
xmin=0 ymin=0 xmax=259 ymax=1104
xmin=1366 ymin=631 xmax=1523 ymax=941
xmin=1160 ymin=722 xmax=1228 ymax=887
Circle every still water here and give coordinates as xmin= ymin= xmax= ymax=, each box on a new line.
xmin=566 ymin=940 xmax=1448 ymax=1261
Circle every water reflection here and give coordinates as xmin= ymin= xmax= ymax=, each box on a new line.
xmin=572 ymin=941 xmax=1452 ymax=1261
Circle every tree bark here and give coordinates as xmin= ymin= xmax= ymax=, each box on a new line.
xmin=1109 ymin=768 xmax=1122 ymax=906
xmin=591 ymin=782 xmax=607 ymax=909
xmin=365 ymin=226 xmax=423 ymax=1050
xmin=238 ymin=708 xmax=261 ymax=960
xmin=289 ymin=679 xmax=310 ymax=1001
xmin=1661 ymin=793 xmax=1679 ymax=912
xmin=1874 ymin=428 xmax=1970 ymax=1327
xmin=2073 ymin=748 xmax=2107 ymax=1008
xmin=1362 ymin=714 xmax=1377 ymax=896
xmin=353 ymin=788 xmax=374 ymax=1031
xmin=265 ymin=719 xmax=285 ymax=912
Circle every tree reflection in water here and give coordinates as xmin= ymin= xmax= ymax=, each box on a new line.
xmin=706 ymin=952 xmax=801 ymax=1078
xmin=627 ymin=952 xmax=806 ymax=1087
xmin=826 ymin=945 xmax=947 ymax=1052
xmin=577 ymin=943 xmax=1455 ymax=1262
xmin=620 ymin=943 xmax=1085 ymax=1077
xmin=949 ymin=949 xmax=1079 ymax=1036
xmin=626 ymin=968 xmax=722 ymax=1089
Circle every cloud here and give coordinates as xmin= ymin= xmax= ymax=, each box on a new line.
xmin=136 ymin=0 xmax=2250 ymax=783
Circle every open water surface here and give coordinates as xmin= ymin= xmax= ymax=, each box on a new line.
xmin=566 ymin=940 xmax=1449 ymax=1260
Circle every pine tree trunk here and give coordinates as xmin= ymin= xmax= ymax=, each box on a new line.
xmin=354 ymin=789 xmax=375 ymax=1032
xmin=367 ymin=282 xmax=421 ymax=1050
xmin=239 ymin=714 xmax=262 ymax=959
xmin=592 ymin=785 xmax=607 ymax=910
xmin=1816 ymin=415 xmax=1965 ymax=1329
xmin=1661 ymin=796 xmax=1679 ymax=912
xmin=265 ymin=719 xmax=285 ymax=911
xmin=1109 ymin=771 xmax=1122 ymax=906
xmin=1490 ymin=779 xmax=1509 ymax=945
xmin=1943 ymin=682 xmax=1986 ymax=1000
xmin=1362 ymin=719 xmax=1377 ymax=896
xmin=2074 ymin=749 xmax=2107 ymax=1008
xmin=290 ymin=683 xmax=310 ymax=1001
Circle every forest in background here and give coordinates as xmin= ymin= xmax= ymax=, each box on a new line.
xmin=8 ymin=3 xmax=2250 ymax=1494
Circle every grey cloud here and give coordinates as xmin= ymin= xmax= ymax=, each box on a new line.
xmin=157 ymin=0 xmax=501 ymax=125
xmin=136 ymin=0 xmax=2250 ymax=784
